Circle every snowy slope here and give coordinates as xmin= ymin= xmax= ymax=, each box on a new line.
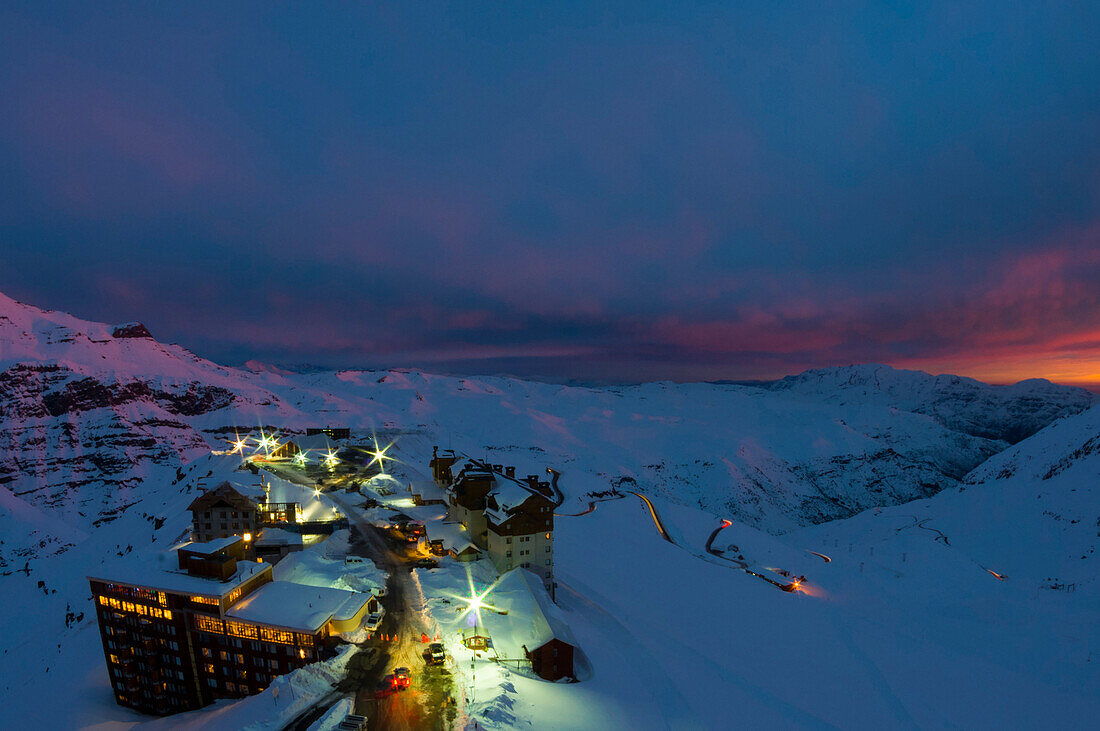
xmin=767 ymin=363 xmax=1095 ymax=443
xmin=1 ymin=290 xmax=1096 ymax=728
xmin=405 ymin=407 xmax=1100 ymax=729
xmin=2 ymin=291 xmax=1091 ymax=548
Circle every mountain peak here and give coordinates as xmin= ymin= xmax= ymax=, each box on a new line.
xmin=111 ymin=322 xmax=154 ymax=339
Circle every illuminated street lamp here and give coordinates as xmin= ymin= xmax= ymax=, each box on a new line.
xmin=368 ymin=437 xmax=395 ymax=474
xmin=323 ymin=449 xmax=339 ymax=469
xmin=454 ymin=569 xmax=504 ymax=625
xmin=253 ymin=428 xmax=278 ymax=457
xmin=294 ymin=450 xmax=309 ymax=467
xmin=228 ymin=432 xmax=247 ymax=455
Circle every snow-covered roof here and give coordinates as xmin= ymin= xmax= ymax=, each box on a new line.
xmin=425 ymin=521 xmax=479 ymax=555
xmin=226 ymin=580 xmax=370 ymax=632
xmin=488 ymin=477 xmax=539 ymax=514
xmin=180 ymin=536 xmax=242 ymax=554
xmin=230 ymin=480 xmax=267 ymax=501
xmin=512 ymin=568 xmax=577 ymax=649
xmin=479 ymin=568 xmax=578 ymax=659
xmin=88 ymin=553 xmax=271 ymax=598
xmin=255 ymin=528 xmax=303 ymax=547
xmin=291 ymin=433 xmax=337 ymax=453
xmin=412 ymin=479 xmax=448 ymax=503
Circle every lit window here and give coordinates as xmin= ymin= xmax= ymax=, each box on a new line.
xmin=194 ymin=615 xmax=224 ymax=633
xmin=227 ymin=621 xmax=259 ymax=640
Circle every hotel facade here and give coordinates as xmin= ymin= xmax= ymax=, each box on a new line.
xmin=88 ymin=537 xmax=372 ymax=715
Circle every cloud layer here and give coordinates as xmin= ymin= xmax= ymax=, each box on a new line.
xmin=1 ymin=3 xmax=1098 ymax=388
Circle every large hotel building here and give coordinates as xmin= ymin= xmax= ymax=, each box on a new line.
xmin=88 ymin=536 xmax=374 ymax=715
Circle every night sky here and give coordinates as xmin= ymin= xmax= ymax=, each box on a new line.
xmin=2 ymin=3 xmax=1098 ymax=388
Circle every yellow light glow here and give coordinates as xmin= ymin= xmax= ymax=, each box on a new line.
xmin=367 ymin=436 xmax=396 ymax=473
xmin=243 ymin=532 xmax=252 ymax=542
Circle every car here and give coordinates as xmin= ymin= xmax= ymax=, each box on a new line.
xmin=364 ymin=611 xmax=385 ymax=631
xmin=393 ymin=666 xmax=411 ymax=690
xmin=414 ymin=557 xmax=439 ymax=569
xmin=425 ymin=642 xmax=446 ymax=665
xmin=344 ymin=556 xmax=364 ymax=565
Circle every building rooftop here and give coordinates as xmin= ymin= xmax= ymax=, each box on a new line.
xmin=225 ymin=580 xmax=370 ymax=632
xmin=179 ymin=536 xmax=243 ymax=554
xmin=254 ymin=527 xmax=303 ymax=547
xmin=289 ymin=433 xmax=337 ymax=453
xmin=425 ymin=521 xmax=479 ymax=555
xmin=88 ymin=552 xmax=270 ymax=598
xmin=480 ymin=568 xmax=577 ymax=659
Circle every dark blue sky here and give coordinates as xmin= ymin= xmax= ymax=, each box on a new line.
xmin=2 ymin=2 xmax=1098 ymax=386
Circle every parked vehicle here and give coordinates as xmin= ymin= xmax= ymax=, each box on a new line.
xmin=425 ymin=642 xmax=446 ymax=665
xmin=364 ymin=610 xmax=385 ymax=631
xmin=344 ymin=556 xmax=364 ymax=565
xmin=414 ymin=557 xmax=439 ymax=569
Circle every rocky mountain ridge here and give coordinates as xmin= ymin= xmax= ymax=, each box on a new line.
xmin=1 ymin=291 xmax=1094 ymax=563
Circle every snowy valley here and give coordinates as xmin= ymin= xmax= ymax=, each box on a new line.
xmin=0 ymin=290 xmax=1097 ymax=729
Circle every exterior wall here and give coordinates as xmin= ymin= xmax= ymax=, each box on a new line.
xmin=329 ymin=599 xmax=373 ymax=633
xmin=192 ymin=505 xmax=259 ymax=543
xmin=91 ymin=583 xmax=202 ymax=714
xmin=449 ymin=502 xmax=488 ymax=549
xmin=90 ymin=574 xmax=325 ymax=716
xmin=305 ymin=427 xmax=350 ymax=440
xmin=527 ymin=638 xmax=574 ymax=681
xmin=486 ymin=528 xmax=553 ymax=584
xmin=190 ymin=616 xmax=322 ymax=700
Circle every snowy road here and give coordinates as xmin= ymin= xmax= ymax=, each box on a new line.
xmin=263 ymin=461 xmax=455 ymax=731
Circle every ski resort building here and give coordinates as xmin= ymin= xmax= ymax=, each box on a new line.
xmin=429 ymin=446 xmax=459 ymax=485
xmin=187 ymin=480 xmax=300 ymax=546
xmin=187 ymin=480 xmax=264 ymax=544
xmin=447 ymin=461 xmax=497 ymax=547
xmin=305 ymin=427 xmax=350 ymax=440
xmin=87 ymin=539 xmax=372 ymax=716
xmin=475 ymin=568 xmax=577 ymax=681
xmin=269 ymin=440 xmax=299 ymax=459
xmin=484 ymin=478 xmax=555 ymax=588
xmin=431 ymin=450 xmax=556 ymax=592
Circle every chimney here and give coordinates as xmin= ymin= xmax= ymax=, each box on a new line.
xmin=505 ymin=466 xmax=515 ymax=478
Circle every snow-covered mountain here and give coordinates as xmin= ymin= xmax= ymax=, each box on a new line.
xmin=2 ymin=289 xmax=1098 ymax=728
xmin=767 ymin=363 xmax=1095 ymax=443
xmin=1 ymin=290 xmax=1095 ymax=561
